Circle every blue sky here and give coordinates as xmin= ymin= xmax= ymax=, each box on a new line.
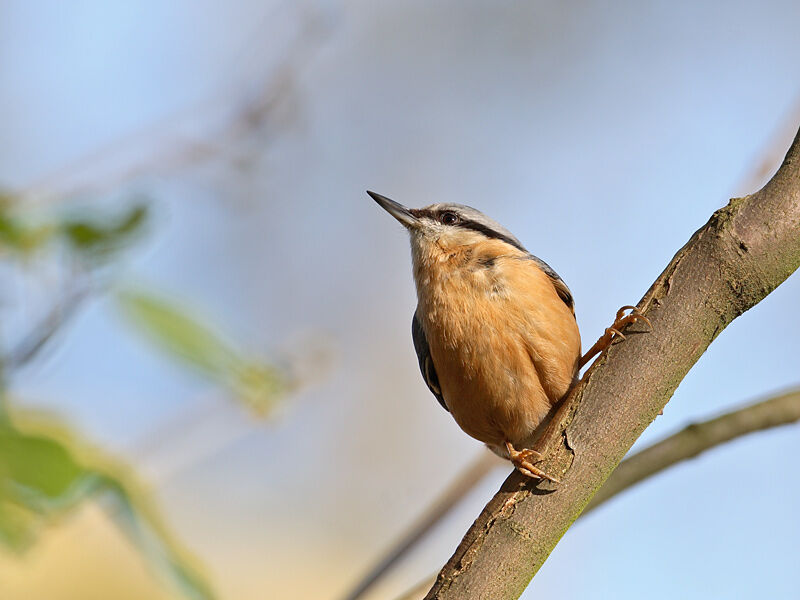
xmin=1 ymin=2 xmax=799 ymax=599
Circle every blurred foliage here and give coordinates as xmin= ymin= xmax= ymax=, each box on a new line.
xmin=61 ymin=202 xmax=149 ymax=260
xmin=0 ymin=409 xmax=215 ymax=600
xmin=115 ymin=288 xmax=286 ymax=416
xmin=0 ymin=193 xmax=289 ymax=599
xmin=0 ymin=196 xmax=149 ymax=261
xmin=0 ymin=213 xmax=54 ymax=255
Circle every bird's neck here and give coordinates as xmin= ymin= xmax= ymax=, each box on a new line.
xmin=411 ymin=238 xmax=524 ymax=316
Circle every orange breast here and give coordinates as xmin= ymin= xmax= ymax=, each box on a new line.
xmin=415 ymin=240 xmax=581 ymax=447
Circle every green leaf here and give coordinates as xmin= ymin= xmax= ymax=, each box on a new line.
xmin=115 ymin=287 xmax=285 ymax=415
xmin=0 ymin=501 xmax=38 ymax=552
xmin=0 ymin=425 xmax=90 ymax=510
xmin=0 ymin=198 xmax=147 ymax=258
xmin=115 ymin=288 xmax=242 ymax=378
xmin=231 ymin=362 xmax=285 ymax=417
xmin=0 ymin=211 xmax=55 ymax=255
xmin=60 ymin=202 xmax=149 ymax=259
xmin=0 ymin=416 xmax=215 ymax=600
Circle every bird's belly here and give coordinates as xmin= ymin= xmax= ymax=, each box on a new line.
xmin=418 ymin=257 xmax=581 ymax=448
xmin=433 ymin=331 xmax=553 ymax=447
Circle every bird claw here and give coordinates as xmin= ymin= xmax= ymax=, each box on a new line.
xmin=606 ymin=326 xmax=625 ymax=340
xmin=579 ymin=305 xmax=652 ymax=368
xmin=505 ymin=441 xmax=559 ymax=483
xmin=612 ymin=305 xmax=652 ymax=333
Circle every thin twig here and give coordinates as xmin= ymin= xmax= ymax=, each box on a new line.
xmin=733 ymin=97 xmax=800 ymax=196
xmin=18 ymin=4 xmax=332 ymax=206
xmin=394 ymin=575 xmax=437 ymax=600
xmin=4 ymin=281 xmax=92 ymax=372
xmin=341 ymin=451 xmax=499 ymax=600
xmin=584 ymin=388 xmax=800 ymax=514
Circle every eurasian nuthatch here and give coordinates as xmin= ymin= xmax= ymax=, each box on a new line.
xmin=369 ymin=191 xmax=648 ymax=481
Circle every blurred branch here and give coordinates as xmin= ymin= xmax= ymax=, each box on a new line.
xmin=734 ymin=97 xmax=800 ymax=196
xmin=0 ymin=10 xmax=337 ymax=596
xmin=1 ymin=201 xmax=151 ymax=374
xmin=584 ymin=388 xmax=800 ymax=514
xmin=341 ymin=451 xmax=500 ymax=600
xmin=4 ymin=281 xmax=91 ymax=373
xmin=395 ymin=576 xmax=436 ymax=600
xmin=423 ymin=124 xmax=800 ymax=599
xmin=391 ymin=388 xmax=800 ymax=600
xmin=18 ymin=4 xmax=333 ymax=206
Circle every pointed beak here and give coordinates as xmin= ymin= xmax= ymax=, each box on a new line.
xmin=367 ymin=190 xmax=419 ymax=229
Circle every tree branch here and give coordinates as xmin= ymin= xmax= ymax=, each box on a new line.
xmin=424 ymin=126 xmax=800 ymax=600
xmin=341 ymin=452 xmax=499 ymax=600
xmin=584 ymin=388 xmax=800 ymax=514
xmin=392 ymin=388 xmax=800 ymax=600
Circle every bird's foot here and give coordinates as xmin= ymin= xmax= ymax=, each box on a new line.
xmin=579 ymin=305 xmax=652 ymax=368
xmin=505 ymin=441 xmax=560 ymax=483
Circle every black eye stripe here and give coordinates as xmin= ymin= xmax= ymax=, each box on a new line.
xmin=456 ymin=220 xmax=527 ymax=253
xmin=408 ymin=208 xmax=527 ymax=253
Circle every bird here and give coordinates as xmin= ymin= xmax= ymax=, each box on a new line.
xmin=368 ymin=190 xmax=648 ymax=482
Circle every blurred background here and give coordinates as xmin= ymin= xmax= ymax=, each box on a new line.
xmin=1 ymin=1 xmax=799 ymax=599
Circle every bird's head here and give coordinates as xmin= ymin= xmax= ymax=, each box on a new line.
xmin=367 ymin=191 xmax=528 ymax=260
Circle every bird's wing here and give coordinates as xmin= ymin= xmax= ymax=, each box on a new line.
xmin=527 ymin=255 xmax=575 ymax=315
xmin=411 ymin=310 xmax=448 ymax=412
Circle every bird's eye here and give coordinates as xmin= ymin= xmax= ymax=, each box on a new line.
xmin=440 ymin=212 xmax=459 ymax=225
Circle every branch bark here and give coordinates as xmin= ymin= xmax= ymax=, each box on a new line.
xmin=393 ymin=388 xmax=800 ymax=600
xmin=424 ymin=126 xmax=800 ymax=600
